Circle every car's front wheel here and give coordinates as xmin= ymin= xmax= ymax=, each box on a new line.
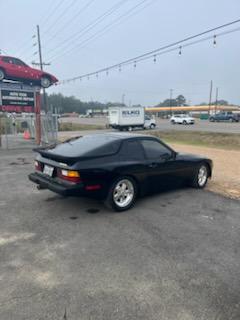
xmin=191 ymin=164 xmax=209 ymax=188
xmin=150 ymin=123 xmax=156 ymax=129
xmin=105 ymin=177 xmax=137 ymax=211
xmin=0 ymin=69 xmax=5 ymax=81
xmin=41 ymin=76 xmax=51 ymax=88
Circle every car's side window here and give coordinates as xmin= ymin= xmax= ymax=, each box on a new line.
xmin=13 ymin=58 xmax=26 ymax=66
xmin=2 ymin=57 xmax=12 ymax=64
xmin=141 ymin=139 xmax=172 ymax=159
xmin=119 ymin=140 xmax=145 ymax=161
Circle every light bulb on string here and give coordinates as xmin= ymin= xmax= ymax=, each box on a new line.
xmin=153 ymin=55 xmax=156 ymax=63
xmin=178 ymin=46 xmax=182 ymax=56
xmin=96 ymin=73 xmax=98 ymax=78
xmin=134 ymin=61 xmax=137 ymax=68
xmin=119 ymin=64 xmax=121 ymax=72
xmin=106 ymin=69 xmax=109 ymax=76
xmin=213 ymin=35 xmax=217 ymax=47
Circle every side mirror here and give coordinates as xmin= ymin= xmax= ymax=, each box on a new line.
xmin=160 ymin=153 xmax=172 ymax=161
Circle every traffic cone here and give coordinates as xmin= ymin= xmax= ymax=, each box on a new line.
xmin=23 ymin=130 xmax=31 ymax=140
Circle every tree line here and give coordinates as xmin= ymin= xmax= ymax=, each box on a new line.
xmin=43 ymin=93 xmax=230 ymax=114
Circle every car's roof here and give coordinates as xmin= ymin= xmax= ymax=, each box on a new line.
xmin=83 ymin=132 xmax=157 ymax=140
xmin=0 ymin=55 xmax=16 ymax=59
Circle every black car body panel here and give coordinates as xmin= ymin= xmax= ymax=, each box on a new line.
xmin=29 ymin=133 xmax=213 ymax=199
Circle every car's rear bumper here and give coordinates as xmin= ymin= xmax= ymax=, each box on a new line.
xmin=28 ymin=172 xmax=84 ymax=196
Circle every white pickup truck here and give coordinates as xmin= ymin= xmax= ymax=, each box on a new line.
xmin=170 ymin=114 xmax=195 ymax=125
xmin=108 ymin=107 xmax=156 ymax=131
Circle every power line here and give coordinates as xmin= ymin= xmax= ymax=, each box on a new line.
xmin=50 ymin=0 xmax=155 ymax=62
xmin=16 ymin=0 xmax=68 ymax=58
xmin=38 ymin=0 xmax=61 ymax=25
xmin=44 ymin=0 xmax=129 ymax=58
xmin=40 ymin=0 xmax=68 ymax=30
xmin=41 ymin=0 xmax=79 ymax=37
xmin=43 ymin=0 xmax=95 ymax=43
xmin=48 ymin=0 xmax=151 ymax=61
xmin=57 ymin=19 xmax=240 ymax=84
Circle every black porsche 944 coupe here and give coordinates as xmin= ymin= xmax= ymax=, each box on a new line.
xmin=29 ymin=133 xmax=213 ymax=211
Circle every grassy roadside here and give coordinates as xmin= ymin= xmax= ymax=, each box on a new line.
xmin=149 ymin=131 xmax=240 ymax=151
xmin=59 ymin=122 xmax=105 ymax=131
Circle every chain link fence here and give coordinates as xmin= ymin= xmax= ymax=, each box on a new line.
xmin=0 ymin=113 xmax=58 ymax=150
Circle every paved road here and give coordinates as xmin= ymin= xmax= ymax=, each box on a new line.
xmin=60 ymin=116 xmax=240 ymax=134
xmin=1 ymin=149 xmax=240 ymax=319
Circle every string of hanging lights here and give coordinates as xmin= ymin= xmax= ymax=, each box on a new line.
xmin=57 ymin=19 xmax=240 ymax=85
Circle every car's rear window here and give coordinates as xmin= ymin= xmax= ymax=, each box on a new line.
xmin=47 ymin=135 xmax=121 ymax=158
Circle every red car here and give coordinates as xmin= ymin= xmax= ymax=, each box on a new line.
xmin=0 ymin=55 xmax=58 ymax=88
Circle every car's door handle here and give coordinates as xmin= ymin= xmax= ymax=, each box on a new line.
xmin=148 ymin=162 xmax=158 ymax=168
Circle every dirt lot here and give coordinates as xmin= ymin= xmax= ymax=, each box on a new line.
xmin=171 ymin=144 xmax=240 ymax=200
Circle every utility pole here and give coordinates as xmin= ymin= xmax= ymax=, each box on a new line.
xmin=37 ymin=25 xmax=43 ymax=71
xmin=169 ymin=89 xmax=173 ymax=116
xmin=215 ymin=87 xmax=219 ymax=115
xmin=208 ymin=80 xmax=213 ymax=116
xmin=35 ymin=25 xmax=50 ymax=113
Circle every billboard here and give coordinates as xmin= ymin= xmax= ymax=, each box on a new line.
xmin=0 ymin=82 xmax=39 ymax=113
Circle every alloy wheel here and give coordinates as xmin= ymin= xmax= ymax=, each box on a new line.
xmin=198 ymin=165 xmax=208 ymax=187
xmin=113 ymin=179 xmax=134 ymax=208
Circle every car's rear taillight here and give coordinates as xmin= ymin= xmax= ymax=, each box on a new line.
xmin=57 ymin=169 xmax=81 ymax=183
xmin=35 ymin=160 xmax=42 ymax=172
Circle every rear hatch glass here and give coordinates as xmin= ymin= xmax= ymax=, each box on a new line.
xmin=37 ymin=135 xmax=121 ymax=162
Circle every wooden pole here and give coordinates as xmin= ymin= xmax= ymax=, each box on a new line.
xmin=35 ymin=90 xmax=41 ymax=145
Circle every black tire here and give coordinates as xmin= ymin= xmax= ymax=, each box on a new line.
xmin=128 ymin=126 xmax=133 ymax=131
xmin=0 ymin=68 xmax=5 ymax=81
xmin=191 ymin=163 xmax=209 ymax=189
xmin=40 ymin=76 xmax=51 ymax=88
xmin=209 ymin=118 xmax=214 ymax=122
xmin=150 ymin=124 xmax=156 ymax=129
xmin=104 ymin=176 xmax=138 ymax=212
xmin=183 ymin=120 xmax=187 ymax=125
xmin=171 ymin=120 xmax=175 ymax=125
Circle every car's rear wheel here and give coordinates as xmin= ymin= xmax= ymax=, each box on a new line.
xmin=0 ymin=69 xmax=5 ymax=81
xmin=191 ymin=164 xmax=209 ymax=188
xmin=105 ymin=177 xmax=137 ymax=211
xmin=41 ymin=76 xmax=51 ymax=88
xmin=183 ymin=120 xmax=187 ymax=125
xmin=171 ymin=120 xmax=175 ymax=124
xmin=150 ymin=123 xmax=155 ymax=129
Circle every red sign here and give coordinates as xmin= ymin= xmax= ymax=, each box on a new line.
xmin=0 ymin=105 xmax=34 ymax=112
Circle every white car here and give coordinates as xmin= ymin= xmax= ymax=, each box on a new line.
xmin=170 ymin=114 xmax=195 ymax=125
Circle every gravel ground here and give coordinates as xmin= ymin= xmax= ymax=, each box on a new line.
xmin=171 ymin=144 xmax=240 ymax=200
xmin=0 ymin=149 xmax=240 ymax=320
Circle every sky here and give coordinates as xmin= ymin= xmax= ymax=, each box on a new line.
xmin=1 ymin=0 xmax=240 ymax=106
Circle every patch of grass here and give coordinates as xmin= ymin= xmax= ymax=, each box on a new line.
xmin=149 ymin=131 xmax=240 ymax=150
xmin=59 ymin=122 xmax=105 ymax=131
